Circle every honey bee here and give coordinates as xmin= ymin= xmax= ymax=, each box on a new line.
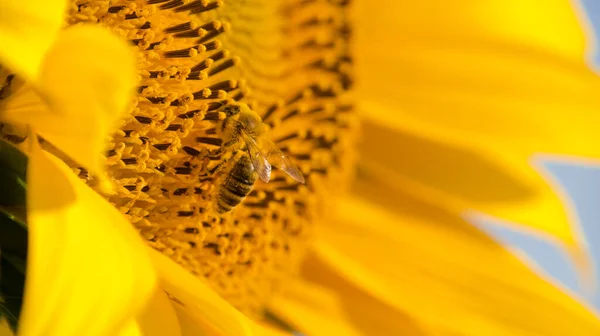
xmin=213 ymin=102 xmax=305 ymax=213
xmin=216 ymin=154 xmax=257 ymax=213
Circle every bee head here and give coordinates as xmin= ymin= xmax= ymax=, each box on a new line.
xmin=222 ymin=104 xmax=241 ymax=117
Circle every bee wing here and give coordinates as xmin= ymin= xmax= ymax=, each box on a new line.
xmin=250 ymin=149 xmax=272 ymax=183
xmin=263 ymin=140 xmax=305 ymax=184
xmin=239 ymin=127 xmax=272 ymax=183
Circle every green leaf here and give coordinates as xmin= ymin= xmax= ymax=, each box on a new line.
xmin=0 ymin=138 xmax=28 ymax=333
xmin=1 ymin=253 xmax=25 ymax=276
xmin=0 ymin=211 xmax=27 ymax=259
xmin=0 ymin=255 xmax=25 ymax=333
xmin=0 ymin=139 xmax=27 ymax=208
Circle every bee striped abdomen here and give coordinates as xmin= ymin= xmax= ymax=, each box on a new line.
xmin=217 ymin=155 xmax=257 ymax=213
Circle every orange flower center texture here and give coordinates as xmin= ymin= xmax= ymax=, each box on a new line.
xmin=68 ymin=0 xmax=357 ymax=314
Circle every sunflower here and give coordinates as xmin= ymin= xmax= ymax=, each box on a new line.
xmin=1 ymin=0 xmax=600 ymax=335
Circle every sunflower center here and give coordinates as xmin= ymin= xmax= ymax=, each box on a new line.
xmin=69 ymin=0 xmax=356 ymax=315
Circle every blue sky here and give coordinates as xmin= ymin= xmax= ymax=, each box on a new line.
xmin=471 ymin=0 xmax=600 ymax=311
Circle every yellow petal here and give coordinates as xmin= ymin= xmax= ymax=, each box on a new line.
xmin=355 ymin=0 xmax=599 ymax=152
xmin=355 ymin=164 xmax=594 ymax=301
xmin=312 ymin=195 xmax=600 ymax=335
xmin=0 ymin=0 xmax=67 ymax=81
xmin=357 ymin=121 xmax=582 ymax=247
xmin=354 ymin=0 xmax=600 ymax=243
xmin=117 ymin=321 xmax=142 ymax=336
xmin=169 ymin=307 xmax=294 ymax=336
xmin=271 ymin=286 xmax=361 ymax=336
xmin=1 ymin=25 xmax=137 ymax=176
xmin=1 ymin=84 xmax=51 ymax=129
xmin=137 ymin=289 xmax=181 ymax=336
xmin=170 ymin=304 xmax=208 ymax=336
xmin=171 ymin=302 xmax=289 ymax=336
xmin=19 ymin=139 xmax=156 ymax=336
xmin=269 ymin=275 xmax=429 ymax=336
xmin=251 ymin=323 xmax=291 ymax=336
xmin=147 ymin=248 xmax=253 ymax=336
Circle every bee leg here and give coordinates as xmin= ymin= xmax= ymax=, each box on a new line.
xmin=199 ymin=160 xmax=226 ymax=182
xmin=208 ymin=161 xmax=225 ymax=175
xmin=208 ymin=139 xmax=238 ymax=158
xmin=206 ymin=148 xmax=241 ymax=176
